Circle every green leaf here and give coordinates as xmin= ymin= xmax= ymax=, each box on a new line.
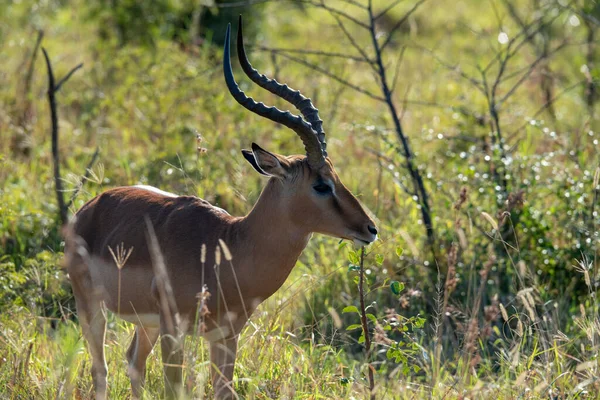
xmin=395 ymin=246 xmax=404 ymax=258
xmin=390 ymin=280 xmax=404 ymax=295
xmin=386 ymin=348 xmax=394 ymax=359
xmin=375 ymin=254 xmax=384 ymax=265
xmin=346 ymin=324 xmax=362 ymax=331
xmin=342 ymin=305 xmax=359 ymax=314
xmin=347 ymin=250 xmax=359 ymax=264
xmin=413 ymin=316 xmax=426 ymax=329
xmin=366 ymin=313 xmax=377 ymax=323
xmin=358 ymin=334 xmax=365 ymax=344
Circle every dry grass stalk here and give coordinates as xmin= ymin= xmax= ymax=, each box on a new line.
xmin=108 ymin=242 xmax=134 ymax=316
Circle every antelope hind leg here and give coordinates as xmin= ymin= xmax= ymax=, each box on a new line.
xmin=127 ymin=326 xmax=160 ymax=399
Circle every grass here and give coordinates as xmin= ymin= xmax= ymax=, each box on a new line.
xmin=1 ymin=0 xmax=600 ymax=398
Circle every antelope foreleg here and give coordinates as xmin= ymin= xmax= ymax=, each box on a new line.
xmin=160 ymin=329 xmax=185 ymax=399
xmin=210 ymin=336 xmax=238 ymax=400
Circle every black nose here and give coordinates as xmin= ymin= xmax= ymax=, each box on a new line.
xmin=367 ymin=225 xmax=378 ymax=235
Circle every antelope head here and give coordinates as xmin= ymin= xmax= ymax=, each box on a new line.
xmin=225 ymin=17 xmax=378 ymax=246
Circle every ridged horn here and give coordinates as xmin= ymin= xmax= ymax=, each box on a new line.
xmin=236 ymin=15 xmax=327 ymax=157
xmin=223 ymin=23 xmax=326 ymax=169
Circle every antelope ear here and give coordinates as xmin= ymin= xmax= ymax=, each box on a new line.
xmin=243 ymin=143 xmax=286 ymax=178
xmin=241 ymin=148 xmax=269 ymax=176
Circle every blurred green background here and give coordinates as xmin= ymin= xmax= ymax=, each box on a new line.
xmin=1 ymin=0 xmax=599 ymax=398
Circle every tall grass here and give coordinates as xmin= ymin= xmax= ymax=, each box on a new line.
xmin=1 ymin=0 xmax=599 ymax=398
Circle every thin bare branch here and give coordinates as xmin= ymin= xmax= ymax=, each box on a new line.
xmin=374 ymin=0 xmax=403 ymax=20
xmin=379 ymin=0 xmax=428 ymax=52
xmin=482 ymin=1 xmax=571 ymax=74
xmin=416 ymin=45 xmax=486 ymax=95
xmin=249 ymin=44 xmax=374 ymax=64
xmin=339 ymin=0 xmax=367 ymax=9
xmin=213 ymin=0 xmax=271 ymax=7
xmin=367 ymin=0 xmax=435 ymax=246
xmin=42 ymin=47 xmax=84 ymax=225
xmin=55 ymin=63 xmax=84 ymax=93
xmin=300 ymin=0 xmax=370 ymax=29
xmin=66 ymin=147 xmax=100 ymax=209
xmin=365 ymin=147 xmax=415 ymax=197
xmin=499 ymin=39 xmax=588 ymax=84
xmin=508 ymin=80 xmax=586 ymax=140
xmin=357 ymin=248 xmax=375 ymax=400
xmin=559 ymin=3 xmax=600 ymax=26
xmin=260 ymin=49 xmax=385 ymax=101
xmin=331 ymin=13 xmax=378 ymax=73
xmin=498 ymin=40 xmax=569 ymax=106
xmin=42 ymin=48 xmax=68 ymax=226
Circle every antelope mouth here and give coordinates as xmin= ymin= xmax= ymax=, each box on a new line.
xmin=351 ymin=235 xmax=377 ymax=247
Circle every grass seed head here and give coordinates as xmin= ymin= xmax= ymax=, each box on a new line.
xmin=200 ymin=243 xmax=206 ymax=264
xmin=215 ymin=245 xmax=221 ymax=266
xmin=218 ymin=239 xmax=232 ymax=261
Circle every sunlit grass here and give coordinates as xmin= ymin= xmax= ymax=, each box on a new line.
xmin=1 ymin=0 xmax=599 ymax=398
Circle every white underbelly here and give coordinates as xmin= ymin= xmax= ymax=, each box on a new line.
xmin=118 ymin=313 xmax=161 ymax=327
xmin=118 ymin=314 xmax=160 ymax=328
xmin=116 ymin=313 xmax=231 ymax=340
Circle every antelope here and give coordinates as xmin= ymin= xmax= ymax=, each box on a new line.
xmin=64 ymin=17 xmax=377 ymax=399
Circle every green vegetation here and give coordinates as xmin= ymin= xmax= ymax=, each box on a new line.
xmin=1 ymin=0 xmax=599 ymax=398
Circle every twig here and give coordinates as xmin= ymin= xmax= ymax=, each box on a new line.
xmin=374 ymin=0 xmax=403 ymax=20
xmin=379 ymin=0 xmax=428 ymax=52
xmin=339 ymin=0 xmax=367 ymax=9
xmin=261 ymin=49 xmax=385 ymax=101
xmin=66 ymin=147 xmax=100 ymax=209
xmin=55 ymin=63 xmax=84 ymax=93
xmin=365 ymin=147 xmax=415 ymax=197
xmin=332 ymin=13 xmax=378 ymax=72
xmin=42 ymin=48 xmax=83 ymax=226
xmin=297 ymin=0 xmax=370 ymax=29
xmin=507 ymin=80 xmax=586 ymax=140
xmin=358 ymin=247 xmax=376 ymax=399
xmin=414 ymin=44 xmax=486 ymax=95
xmin=212 ymin=0 xmax=272 ymax=7
xmin=250 ymin=44 xmax=374 ymax=64
xmin=497 ymin=40 xmax=569 ymax=107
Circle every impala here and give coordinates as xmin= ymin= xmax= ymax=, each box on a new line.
xmin=64 ymin=17 xmax=377 ymax=399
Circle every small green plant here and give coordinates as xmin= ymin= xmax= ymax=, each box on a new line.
xmin=343 ymin=246 xmax=426 ymax=398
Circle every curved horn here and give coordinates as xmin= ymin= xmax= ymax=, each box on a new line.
xmin=236 ymin=16 xmax=327 ymax=156
xmin=224 ymin=23 xmax=326 ymax=169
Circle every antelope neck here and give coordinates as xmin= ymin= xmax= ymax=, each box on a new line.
xmin=229 ymin=179 xmax=311 ymax=299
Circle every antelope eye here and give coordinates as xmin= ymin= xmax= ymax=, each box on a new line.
xmin=313 ymin=183 xmax=332 ymax=195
